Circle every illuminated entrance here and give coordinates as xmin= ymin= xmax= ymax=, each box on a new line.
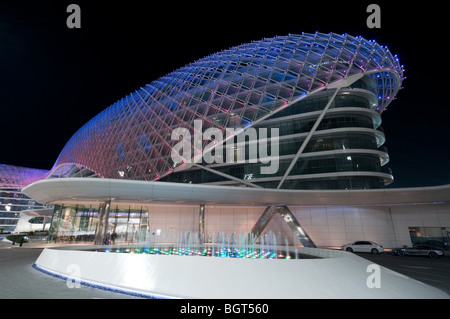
xmin=48 ymin=203 xmax=148 ymax=244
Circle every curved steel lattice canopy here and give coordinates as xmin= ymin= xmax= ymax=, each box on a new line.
xmin=0 ymin=164 xmax=49 ymax=189
xmin=52 ymin=32 xmax=404 ymax=182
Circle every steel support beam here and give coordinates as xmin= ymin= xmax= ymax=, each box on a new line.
xmin=277 ymin=88 xmax=341 ymax=189
xmin=250 ymin=205 xmax=316 ymax=248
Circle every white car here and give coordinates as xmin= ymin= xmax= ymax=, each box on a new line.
xmin=341 ymin=241 xmax=384 ymax=254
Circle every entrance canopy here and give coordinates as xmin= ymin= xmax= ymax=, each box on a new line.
xmin=22 ymin=177 xmax=450 ymax=207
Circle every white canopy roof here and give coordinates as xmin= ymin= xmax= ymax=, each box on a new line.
xmin=22 ymin=177 xmax=450 ymax=208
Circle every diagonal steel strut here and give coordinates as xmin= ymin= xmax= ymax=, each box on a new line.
xmin=250 ymin=205 xmax=316 ymax=248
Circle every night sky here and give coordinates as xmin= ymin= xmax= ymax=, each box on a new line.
xmin=0 ymin=1 xmax=448 ymax=188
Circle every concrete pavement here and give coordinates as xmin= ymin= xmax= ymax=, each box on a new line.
xmin=0 ymin=241 xmax=142 ymax=299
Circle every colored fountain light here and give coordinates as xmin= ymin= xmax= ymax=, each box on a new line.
xmin=97 ymin=245 xmax=301 ymax=260
xmin=92 ymin=230 xmax=313 ymax=260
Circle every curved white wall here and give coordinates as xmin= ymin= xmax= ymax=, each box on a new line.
xmin=34 ymin=245 xmax=448 ymax=299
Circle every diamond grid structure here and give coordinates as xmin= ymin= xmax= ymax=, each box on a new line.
xmin=51 ymin=32 xmax=404 ymax=182
xmin=0 ymin=164 xmax=49 ymax=189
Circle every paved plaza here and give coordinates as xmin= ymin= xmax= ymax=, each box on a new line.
xmin=0 ymin=241 xmax=141 ymax=299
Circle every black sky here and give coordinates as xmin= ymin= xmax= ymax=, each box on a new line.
xmin=0 ymin=0 xmax=449 ymax=188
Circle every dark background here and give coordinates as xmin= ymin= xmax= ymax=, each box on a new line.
xmin=0 ymin=1 xmax=448 ymax=188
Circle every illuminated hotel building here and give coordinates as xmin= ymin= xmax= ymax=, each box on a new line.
xmin=3 ymin=33 xmax=449 ymax=249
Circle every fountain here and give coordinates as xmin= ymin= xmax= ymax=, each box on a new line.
xmin=33 ymin=229 xmax=450 ymax=299
xmin=94 ymin=230 xmax=312 ymax=260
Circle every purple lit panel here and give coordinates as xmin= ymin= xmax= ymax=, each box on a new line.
xmin=0 ymin=164 xmax=49 ymax=189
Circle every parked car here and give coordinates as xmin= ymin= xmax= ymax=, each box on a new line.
xmin=392 ymin=245 xmax=444 ymax=259
xmin=341 ymin=241 xmax=384 ymax=254
xmin=413 ymin=240 xmax=447 ymax=250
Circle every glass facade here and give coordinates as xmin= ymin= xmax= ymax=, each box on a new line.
xmin=48 ymin=204 xmax=149 ymax=244
xmin=162 ymin=80 xmax=394 ymax=189
xmin=47 ymin=32 xmax=403 ymax=190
